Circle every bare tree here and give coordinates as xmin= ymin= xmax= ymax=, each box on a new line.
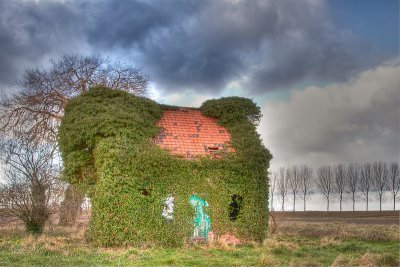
xmin=0 ymin=138 xmax=63 ymax=233
xmin=0 ymin=54 xmax=148 ymax=143
xmin=372 ymin=161 xmax=389 ymax=211
xmin=0 ymin=54 xmax=149 ymax=226
xmin=317 ymin=166 xmax=333 ymax=211
xmin=359 ymin=163 xmax=372 ymax=211
xmin=299 ymin=165 xmax=313 ymax=211
xmin=277 ymin=167 xmax=289 ymax=211
xmin=346 ymin=163 xmax=359 ymax=211
xmin=388 ymin=162 xmax=399 ymax=210
xmin=334 ymin=164 xmax=346 ymax=211
xmin=269 ymin=172 xmax=277 ymax=211
xmin=287 ymin=165 xmax=300 ymax=211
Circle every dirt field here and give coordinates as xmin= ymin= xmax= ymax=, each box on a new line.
xmin=271 ymin=210 xmax=400 ymax=225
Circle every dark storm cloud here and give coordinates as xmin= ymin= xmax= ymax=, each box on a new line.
xmin=85 ymin=0 xmax=385 ymax=93
xmin=0 ymin=0 xmax=392 ymax=95
xmin=0 ymin=0 xmax=84 ymax=92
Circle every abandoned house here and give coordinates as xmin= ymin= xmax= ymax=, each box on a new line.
xmin=59 ymin=86 xmax=271 ymax=246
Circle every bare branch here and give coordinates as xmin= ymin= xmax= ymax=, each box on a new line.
xmin=287 ymin=165 xmax=301 ymax=211
xmin=299 ymin=165 xmax=313 ymax=211
xmin=0 ymin=137 xmax=64 ymax=233
xmin=346 ymin=163 xmax=359 ymax=211
xmin=0 ymin=54 xmax=148 ymax=144
xmin=388 ymin=162 xmax=400 ymax=210
xmin=334 ymin=164 xmax=346 ymax=211
xmin=277 ymin=167 xmax=289 ymax=211
xmin=359 ymin=163 xmax=372 ymax=211
xmin=317 ymin=165 xmax=333 ymax=211
xmin=269 ymin=172 xmax=277 ymax=211
xmin=373 ymin=161 xmax=389 ymax=211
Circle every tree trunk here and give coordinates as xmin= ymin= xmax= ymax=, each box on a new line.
xmin=293 ymin=194 xmax=296 ymax=211
xmin=25 ymin=181 xmax=48 ymax=234
xmin=379 ymin=194 xmax=382 ymax=211
xmin=327 ymin=198 xmax=330 ymax=212
xmin=366 ymin=193 xmax=369 ymax=211
xmin=394 ymin=194 xmax=396 ymax=211
xmin=59 ymin=184 xmax=84 ymax=226
xmin=303 ymin=197 xmax=306 ymax=211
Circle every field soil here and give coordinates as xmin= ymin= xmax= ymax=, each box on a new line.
xmin=271 ymin=210 xmax=400 ymax=225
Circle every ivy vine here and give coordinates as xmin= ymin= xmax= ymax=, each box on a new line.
xmin=59 ymin=87 xmax=272 ymax=247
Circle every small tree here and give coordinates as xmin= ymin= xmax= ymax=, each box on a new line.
xmin=277 ymin=167 xmax=289 ymax=211
xmin=372 ymin=161 xmax=389 ymax=211
xmin=0 ymin=138 xmax=63 ymax=234
xmin=317 ymin=166 xmax=333 ymax=211
xmin=346 ymin=163 xmax=359 ymax=211
xmin=334 ymin=164 xmax=346 ymax=211
xmin=287 ymin=165 xmax=300 ymax=211
xmin=388 ymin=162 xmax=399 ymax=210
xmin=359 ymin=163 xmax=372 ymax=211
xmin=299 ymin=165 xmax=313 ymax=211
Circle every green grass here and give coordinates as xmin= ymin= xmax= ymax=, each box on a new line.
xmin=0 ymin=222 xmax=399 ymax=266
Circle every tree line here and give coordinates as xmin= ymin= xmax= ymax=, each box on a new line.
xmin=269 ymin=162 xmax=399 ymax=212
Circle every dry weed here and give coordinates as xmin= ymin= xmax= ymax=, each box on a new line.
xmin=319 ymin=236 xmax=341 ymax=247
xmin=260 ymin=238 xmax=300 ymax=266
xmin=359 ymin=252 xmax=399 ymax=267
xmin=259 ymin=253 xmax=279 ymax=266
xmin=331 ymin=254 xmax=358 ymax=266
xmin=264 ymin=238 xmax=299 ymax=251
xmin=209 ymin=238 xmax=235 ymax=251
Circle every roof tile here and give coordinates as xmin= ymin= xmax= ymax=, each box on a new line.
xmin=155 ymin=109 xmax=234 ymax=159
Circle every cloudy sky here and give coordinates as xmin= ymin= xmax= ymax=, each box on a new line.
xmin=0 ymin=0 xmax=399 ymax=174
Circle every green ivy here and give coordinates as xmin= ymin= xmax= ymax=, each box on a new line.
xmin=58 ymin=87 xmax=272 ymax=247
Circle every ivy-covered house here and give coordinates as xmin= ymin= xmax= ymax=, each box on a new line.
xmin=59 ymin=86 xmax=272 ymax=247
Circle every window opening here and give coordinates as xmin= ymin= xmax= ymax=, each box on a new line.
xmin=140 ymin=188 xmax=151 ymax=196
xmin=162 ymin=194 xmax=174 ymax=222
xmin=139 ymin=181 xmax=152 ymax=196
xmin=229 ymin=194 xmax=242 ymax=221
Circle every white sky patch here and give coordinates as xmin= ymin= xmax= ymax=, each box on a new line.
xmin=259 ymin=61 xmax=400 ymax=172
xmin=156 ymin=89 xmax=215 ymax=107
xmin=148 ymin=83 xmax=162 ymax=102
xmin=222 ymin=80 xmax=244 ymax=96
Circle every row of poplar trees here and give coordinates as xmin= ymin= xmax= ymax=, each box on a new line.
xmin=269 ymin=162 xmax=399 ymax=212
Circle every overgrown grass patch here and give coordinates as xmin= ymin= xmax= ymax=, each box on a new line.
xmin=0 ymin=222 xmax=399 ymax=266
xmin=261 ymin=222 xmax=400 ymax=266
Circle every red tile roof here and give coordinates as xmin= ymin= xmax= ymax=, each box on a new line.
xmin=154 ymin=109 xmax=234 ymax=159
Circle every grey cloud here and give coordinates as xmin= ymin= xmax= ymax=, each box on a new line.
xmin=0 ymin=0 xmax=84 ymax=92
xmin=260 ymin=63 xmax=400 ymax=170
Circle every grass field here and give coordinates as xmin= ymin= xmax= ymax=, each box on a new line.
xmin=0 ymin=213 xmax=399 ymax=266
